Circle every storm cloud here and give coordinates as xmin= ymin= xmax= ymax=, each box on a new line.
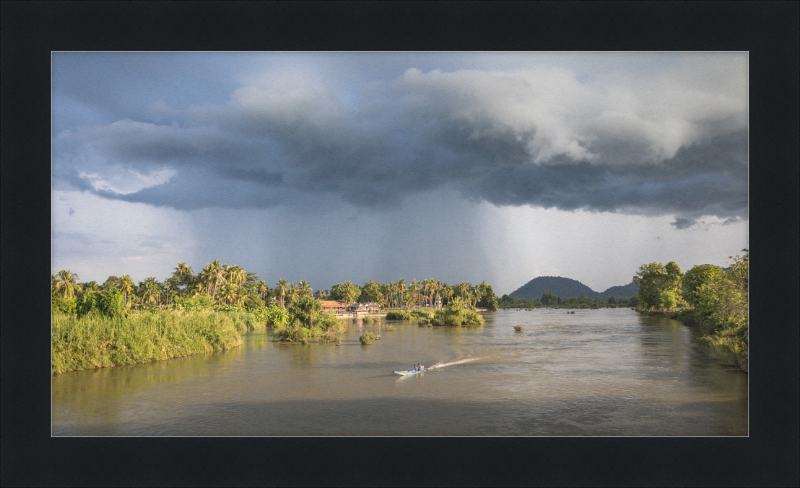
xmin=53 ymin=55 xmax=748 ymax=226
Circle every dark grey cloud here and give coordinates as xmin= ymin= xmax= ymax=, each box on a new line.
xmin=53 ymin=64 xmax=748 ymax=226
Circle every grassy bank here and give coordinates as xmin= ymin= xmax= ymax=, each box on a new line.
xmin=385 ymin=308 xmax=435 ymax=321
xmin=51 ymin=310 xmax=260 ymax=374
xmin=638 ymin=308 xmax=747 ymax=373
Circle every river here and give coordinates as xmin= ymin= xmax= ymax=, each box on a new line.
xmin=52 ymin=308 xmax=747 ymax=436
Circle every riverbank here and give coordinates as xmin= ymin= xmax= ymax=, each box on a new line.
xmin=51 ymin=310 xmax=261 ymax=374
xmin=637 ymin=308 xmax=747 ymax=373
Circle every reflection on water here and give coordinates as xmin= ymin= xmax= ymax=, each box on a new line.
xmin=53 ymin=309 xmax=747 ymax=436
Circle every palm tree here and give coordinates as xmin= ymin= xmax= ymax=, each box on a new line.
xmin=209 ymin=260 xmax=225 ymax=299
xmin=298 ymin=280 xmax=313 ymax=299
xmin=440 ymin=285 xmax=453 ymax=308
xmin=54 ymin=270 xmax=82 ymax=300
xmin=397 ymin=279 xmax=406 ymax=308
xmin=225 ymin=265 xmax=246 ymax=286
xmin=198 ymin=264 xmax=213 ymax=295
xmin=140 ymin=277 xmax=160 ymax=307
xmin=410 ymin=279 xmax=421 ymax=307
xmin=117 ymin=275 xmax=135 ymax=303
xmin=345 ymin=283 xmax=360 ymax=306
xmin=276 ymin=279 xmax=289 ymax=308
xmin=472 ymin=284 xmax=482 ymax=308
xmin=82 ymin=281 xmax=99 ymax=293
xmin=172 ymin=262 xmax=194 ymax=297
xmin=256 ymin=280 xmax=269 ymax=302
xmin=219 ymin=282 xmax=237 ymax=305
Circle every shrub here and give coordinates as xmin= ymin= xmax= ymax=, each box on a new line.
xmin=514 ymin=325 xmax=523 ymax=332
xmin=362 ymin=315 xmax=376 ymax=324
xmin=52 ymin=296 xmax=76 ymax=315
xmin=264 ymin=304 xmax=290 ymax=327
xmin=410 ymin=308 xmax=434 ymax=320
xmin=318 ymin=332 xmax=342 ymax=345
xmin=359 ymin=331 xmax=381 ymax=345
xmin=51 ymin=310 xmax=243 ymax=374
xmin=384 ymin=325 xmax=397 ymax=331
xmin=385 ymin=310 xmax=412 ymax=320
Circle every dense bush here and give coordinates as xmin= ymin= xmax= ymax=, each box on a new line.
xmin=430 ymin=298 xmax=484 ymax=326
xmin=52 ymin=310 xmax=243 ymax=374
xmin=52 ymin=296 xmax=76 ymax=315
xmin=359 ymin=331 xmax=381 ymax=345
xmin=385 ymin=310 xmax=412 ymax=320
xmin=513 ymin=325 xmax=523 ymax=332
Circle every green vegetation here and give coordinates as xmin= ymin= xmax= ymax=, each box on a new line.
xmin=498 ymin=292 xmax=637 ymax=310
xmin=513 ymin=325 xmax=524 ymax=332
xmin=633 ymin=250 xmax=748 ymax=372
xmin=430 ymin=297 xmax=485 ymax=326
xmin=362 ymin=315 xmax=376 ymax=324
xmin=384 ymin=325 xmax=397 ymax=331
xmin=359 ymin=331 xmax=381 ymax=345
xmin=385 ymin=308 xmax=435 ymax=321
xmin=52 ymin=310 xmax=246 ymax=374
xmin=52 ymin=262 xmax=501 ymax=369
xmin=273 ymin=297 xmax=345 ymax=343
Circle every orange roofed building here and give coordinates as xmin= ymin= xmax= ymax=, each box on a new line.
xmin=321 ymin=300 xmax=348 ymax=314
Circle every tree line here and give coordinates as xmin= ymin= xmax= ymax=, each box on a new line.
xmin=498 ymin=291 xmax=638 ymax=309
xmin=51 ymin=262 xmax=499 ymax=314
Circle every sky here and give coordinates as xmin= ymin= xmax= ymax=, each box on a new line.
xmin=51 ymin=52 xmax=749 ymax=296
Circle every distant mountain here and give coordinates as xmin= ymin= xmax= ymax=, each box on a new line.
xmin=509 ymin=276 xmax=597 ymax=299
xmin=508 ymin=276 xmax=638 ymax=299
xmin=598 ymin=282 xmax=639 ymax=298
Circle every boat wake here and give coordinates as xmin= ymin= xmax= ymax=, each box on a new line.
xmin=428 ymin=357 xmax=488 ymax=370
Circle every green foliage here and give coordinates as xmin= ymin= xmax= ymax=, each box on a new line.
xmin=264 ymin=304 xmax=290 ymax=326
xmin=660 ymin=290 xmax=678 ymax=309
xmin=51 ymin=310 xmax=243 ymax=374
xmin=275 ymin=323 xmax=313 ymax=342
xmin=385 ymin=310 xmax=413 ymax=320
xmin=513 ymin=325 xmax=523 ymax=332
xmin=357 ymin=280 xmax=382 ymax=303
xmin=410 ymin=308 xmax=434 ymax=319
xmin=359 ymin=331 xmax=381 ymax=345
xmin=288 ymin=296 xmax=323 ymax=327
xmin=98 ymin=287 xmax=125 ymax=318
xmin=430 ymin=297 xmax=485 ymax=326
xmin=362 ymin=315 xmax=376 ymax=324
xmin=244 ymin=294 xmax=265 ymax=311
xmin=540 ymin=289 xmax=560 ymax=306
xmin=633 ymin=261 xmax=683 ymax=311
xmin=318 ymin=332 xmax=342 ymax=345
xmin=682 ymin=264 xmax=725 ymax=306
xmin=52 ymin=296 xmax=76 ymax=315
xmin=75 ymin=292 xmax=99 ymax=318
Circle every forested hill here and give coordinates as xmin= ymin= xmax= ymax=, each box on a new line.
xmin=508 ymin=276 xmax=638 ymax=299
xmin=598 ymin=282 xmax=639 ymax=298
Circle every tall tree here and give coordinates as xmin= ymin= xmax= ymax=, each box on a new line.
xmin=117 ymin=275 xmax=136 ymax=303
xmin=171 ymin=261 xmax=194 ymax=297
xmin=410 ymin=279 xmax=421 ymax=307
xmin=276 ymin=279 xmax=289 ymax=308
xmin=54 ymin=270 xmax=82 ymax=300
xmin=682 ymin=264 xmax=725 ymax=306
xmin=298 ymin=279 xmax=313 ymax=300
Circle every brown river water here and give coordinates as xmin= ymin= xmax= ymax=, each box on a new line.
xmin=51 ymin=308 xmax=747 ymax=436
